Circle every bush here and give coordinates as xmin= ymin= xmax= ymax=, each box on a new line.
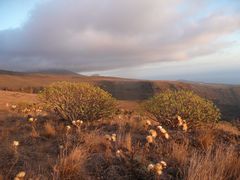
xmin=143 ymin=90 xmax=221 ymax=128
xmin=40 ymin=82 xmax=117 ymax=121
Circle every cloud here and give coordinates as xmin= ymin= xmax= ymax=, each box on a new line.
xmin=0 ymin=0 xmax=240 ymax=72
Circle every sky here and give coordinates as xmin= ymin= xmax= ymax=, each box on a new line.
xmin=0 ymin=0 xmax=240 ymax=84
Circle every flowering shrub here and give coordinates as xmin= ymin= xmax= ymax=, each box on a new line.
xmin=143 ymin=90 xmax=221 ymax=128
xmin=40 ymin=82 xmax=117 ymax=121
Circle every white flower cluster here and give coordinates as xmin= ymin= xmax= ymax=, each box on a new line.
xmin=147 ymin=161 xmax=167 ymax=175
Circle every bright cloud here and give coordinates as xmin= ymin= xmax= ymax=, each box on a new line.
xmin=0 ymin=0 xmax=239 ymax=78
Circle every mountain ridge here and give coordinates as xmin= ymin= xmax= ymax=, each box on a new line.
xmin=0 ymin=69 xmax=239 ymax=120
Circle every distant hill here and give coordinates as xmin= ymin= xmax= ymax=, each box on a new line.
xmin=0 ymin=69 xmax=239 ymax=120
xmin=30 ymin=69 xmax=81 ymax=76
xmin=0 ymin=69 xmax=81 ymax=76
xmin=0 ymin=69 xmax=24 ymax=75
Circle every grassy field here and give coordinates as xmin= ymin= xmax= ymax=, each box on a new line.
xmin=0 ymin=90 xmax=239 ymax=179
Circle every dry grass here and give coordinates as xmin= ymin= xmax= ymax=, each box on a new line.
xmin=43 ymin=122 xmax=56 ymax=137
xmin=30 ymin=127 xmax=39 ymax=138
xmin=122 ymin=131 xmax=132 ymax=152
xmin=53 ymin=146 xmax=88 ymax=180
xmin=215 ymin=121 xmax=240 ymax=136
xmin=0 ymin=92 xmax=239 ymax=180
xmin=82 ymin=131 xmax=111 ymax=154
xmin=195 ymin=129 xmax=215 ymax=151
xmin=170 ymin=141 xmax=189 ymax=168
xmin=186 ymin=146 xmax=240 ymax=180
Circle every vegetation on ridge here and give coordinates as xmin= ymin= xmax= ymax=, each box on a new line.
xmin=0 ymin=84 xmax=239 ymax=180
xmin=143 ymin=90 xmax=221 ymax=128
xmin=40 ymin=81 xmax=117 ymax=121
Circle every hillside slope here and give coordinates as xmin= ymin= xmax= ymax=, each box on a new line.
xmin=0 ymin=71 xmax=239 ymax=119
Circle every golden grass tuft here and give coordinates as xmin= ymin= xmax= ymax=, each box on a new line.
xmin=53 ymin=146 xmax=88 ymax=180
xmin=186 ymin=145 xmax=240 ymax=180
xmin=170 ymin=141 xmax=189 ymax=168
xmin=123 ymin=131 xmax=132 ymax=152
xmin=195 ymin=129 xmax=215 ymax=151
xmin=43 ymin=122 xmax=56 ymax=137
xmin=215 ymin=121 xmax=240 ymax=136
xmin=30 ymin=128 xmax=39 ymax=138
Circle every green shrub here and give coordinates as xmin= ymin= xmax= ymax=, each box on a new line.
xmin=143 ymin=90 xmax=221 ymax=128
xmin=40 ymin=82 xmax=117 ymax=121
